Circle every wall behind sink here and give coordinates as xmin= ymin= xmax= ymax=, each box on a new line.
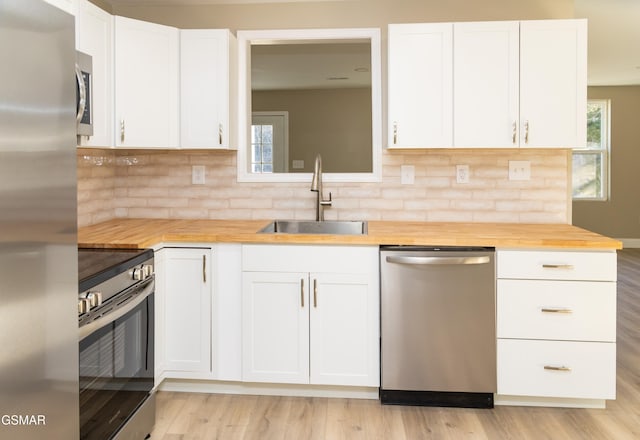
xmin=77 ymin=148 xmax=571 ymax=228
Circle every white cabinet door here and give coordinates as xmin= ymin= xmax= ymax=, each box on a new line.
xmin=388 ymin=23 xmax=453 ymax=148
xmin=309 ymin=273 xmax=379 ymax=387
xmin=76 ymin=0 xmax=113 ymax=147
xmin=114 ymin=16 xmax=179 ymax=148
xmin=180 ymin=29 xmax=237 ymax=149
xmin=242 ymin=271 xmax=309 ymax=384
xmin=453 ymin=21 xmax=519 ymax=147
xmin=519 ymin=19 xmax=587 ymax=148
xmin=163 ymin=248 xmax=211 ymax=373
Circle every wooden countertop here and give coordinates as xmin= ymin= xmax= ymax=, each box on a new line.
xmin=78 ymin=218 xmax=623 ymax=250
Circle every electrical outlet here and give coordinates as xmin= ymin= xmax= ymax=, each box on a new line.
xmin=509 ymin=161 xmax=531 ymax=181
xmin=401 ymin=165 xmax=415 ymax=185
xmin=192 ymin=165 xmax=205 ymax=185
xmin=292 ymin=160 xmax=304 ymax=169
xmin=456 ymin=165 xmax=470 ymax=184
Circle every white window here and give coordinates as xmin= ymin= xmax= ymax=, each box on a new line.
xmin=572 ymin=99 xmax=610 ymax=200
xmin=251 ymin=111 xmax=289 ymax=173
xmin=251 ymin=123 xmax=273 ymax=173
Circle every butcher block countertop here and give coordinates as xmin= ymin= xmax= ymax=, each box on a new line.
xmin=78 ymin=219 xmax=622 ymax=250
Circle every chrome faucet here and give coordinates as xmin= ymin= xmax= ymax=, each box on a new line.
xmin=310 ymin=154 xmax=332 ymax=221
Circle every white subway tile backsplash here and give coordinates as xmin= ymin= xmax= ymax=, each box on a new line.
xmin=77 ymin=148 xmax=571 ymax=228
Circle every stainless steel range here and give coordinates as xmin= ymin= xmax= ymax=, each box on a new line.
xmin=78 ymin=248 xmax=155 ymax=440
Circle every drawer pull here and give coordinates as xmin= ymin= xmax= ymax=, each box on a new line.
xmin=541 ymin=307 xmax=573 ymax=314
xmin=542 ymin=264 xmax=574 ymax=270
xmin=544 ymin=365 xmax=572 ymax=372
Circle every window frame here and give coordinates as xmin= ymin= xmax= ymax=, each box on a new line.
xmin=572 ymin=98 xmax=611 ymax=202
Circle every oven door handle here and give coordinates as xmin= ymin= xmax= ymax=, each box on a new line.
xmin=79 ymin=280 xmax=154 ymax=342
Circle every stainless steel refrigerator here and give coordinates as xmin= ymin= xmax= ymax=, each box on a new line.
xmin=0 ymin=0 xmax=79 ymax=439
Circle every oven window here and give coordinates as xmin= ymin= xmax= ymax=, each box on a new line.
xmin=79 ymin=294 xmax=154 ymax=440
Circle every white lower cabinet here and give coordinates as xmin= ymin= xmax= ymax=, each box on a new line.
xmin=242 ymin=245 xmax=379 ymax=387
xmin=157 ymin=247 xmax=211 ymax=375
xmin=496 ymin=249 xmax=617 ymax=406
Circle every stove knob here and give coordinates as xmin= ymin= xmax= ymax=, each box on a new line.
xmin=142 ymin=264 xmax=154 ymax=278
xmin=131 ymin=267 xmax=144 ymax=281
xmin=87 ymin=291 xmax=102 ymax=308
xmin=78 ymin=298 xmax=91 ymax=314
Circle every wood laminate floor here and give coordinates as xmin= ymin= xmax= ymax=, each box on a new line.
xmin=151 ymin=249 xmax=640 ymax=440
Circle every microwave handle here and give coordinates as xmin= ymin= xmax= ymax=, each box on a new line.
xmin=75 ymin=63 xmax=86 ymax=124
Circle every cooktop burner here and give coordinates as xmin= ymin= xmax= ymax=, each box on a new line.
xmin=78 ymin=248 xmax=153 ymax=292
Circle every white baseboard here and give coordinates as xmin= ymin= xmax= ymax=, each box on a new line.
xmin=619 ymin=238 xmax=640 ymax=248
xmin=158 ymin=379 xmax=379 ymax=400
xmin=495 ymin=394 xmax=607 ymax=409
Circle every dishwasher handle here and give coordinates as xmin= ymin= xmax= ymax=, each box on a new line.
xmin=385 ymin=255 xmax=491 ymax=265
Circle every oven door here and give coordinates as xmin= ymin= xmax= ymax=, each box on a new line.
xmin=79 ymin=279 xmax=154 ymax=440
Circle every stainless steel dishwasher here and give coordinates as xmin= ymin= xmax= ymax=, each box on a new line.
xmin=380 ymin=246 xmax=496 ymax=408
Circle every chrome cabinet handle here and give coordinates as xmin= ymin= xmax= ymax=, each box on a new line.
xmin=313 ymin=279 xmax=318 ymax=308
xmin=512 ymin=121 xmax=517 ymax=145
xmin=524 ymin=120 xmax=529 ymax=144
xmin=219 ymin=123 xmax=223 ymax=145
xmin=386 ymin=255 xmax=490 ymax=265
xmin=120 ymin=119 xmax=125 ymax=143
xmin=541 ymin=307 xmax=573 ymax=314
xmin=544 ymin=365 xmax=572 ymax=372
xmin=542 ymin=264 xmax=574 ymax=270
xmin=202 ymin=254 xmax=206 ymax=283
xmin=393 ymin=121 xmax=398 ymax=145
xmin=300 ymin=278 xmax=304 ymax=308
xmin=75 ymin=63 xmax=86 ymax=124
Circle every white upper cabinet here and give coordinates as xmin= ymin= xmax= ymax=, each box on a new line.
xmin=180 ymin=30 xmax=237 ymax=149
xmin=114 ymin=16 xmax=179 ymax=148
xmin=519 ymin=19 xmax=587 ymax=148
xmin=388 ymin=23 xmax=453 ymax=148
xmin=388 ymin=19 xmax=587 ymax=149
xmin=453 ymin=21 xmax=519 ymax=148
xmin=76 ymin=0 xmax=113 ymax=147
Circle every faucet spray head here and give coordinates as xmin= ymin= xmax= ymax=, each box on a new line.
xmin=310 ymin=154 xmax=322 ymax=192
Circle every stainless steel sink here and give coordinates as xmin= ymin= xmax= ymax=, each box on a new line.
xmin=258 ymin=220 xmax=368 ymax=235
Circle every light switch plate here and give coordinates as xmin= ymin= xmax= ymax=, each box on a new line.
xmin=401 ymin=165 xmax=415 ymax=185
xmin=192 ymin=165 xmax=205 ymax=185
xmin=509 ymin=161 xmax=531 ymax=181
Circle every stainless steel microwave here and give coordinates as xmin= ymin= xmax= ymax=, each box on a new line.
xmin=75 ymin=50 xmax=93 ymax=137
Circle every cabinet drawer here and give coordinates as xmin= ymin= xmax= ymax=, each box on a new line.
xmin=497 ymin=339 xmax=616 ymax=400
xmin=497 ymin=250 xmax=616 ymax=281
xmin=497 ymin=280 xmax=616 ymax=342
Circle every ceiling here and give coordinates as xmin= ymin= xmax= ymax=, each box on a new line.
xmin=575 ymin=0 xmax=640 ymax=86
xmin=105 ymin=0 xmax=640 ymax=86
